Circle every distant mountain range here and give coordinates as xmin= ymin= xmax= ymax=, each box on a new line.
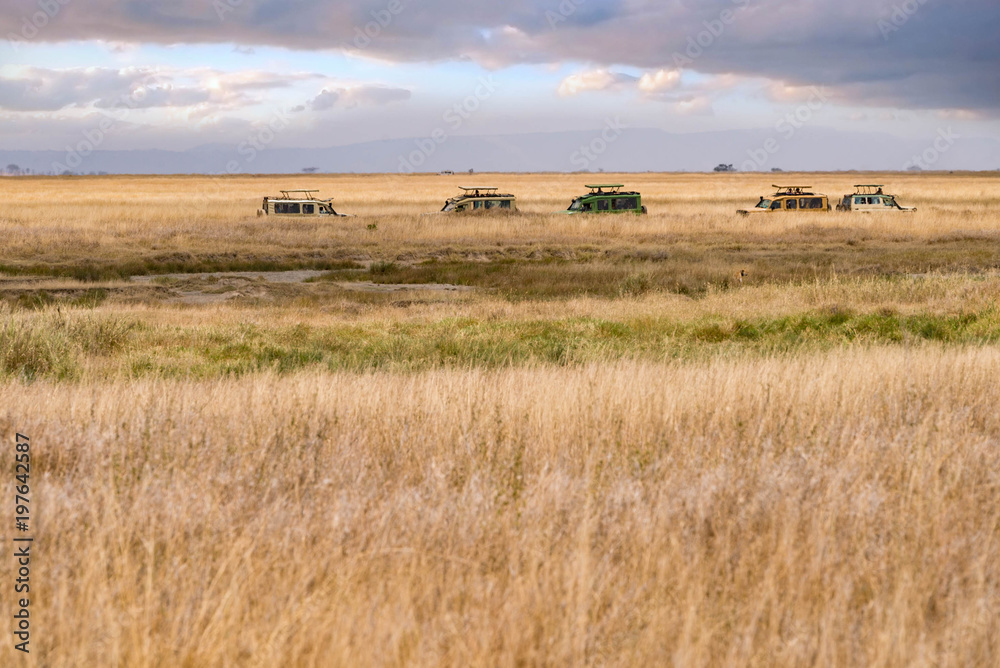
xmin=2 ymin=127 xmax=998 ymax=175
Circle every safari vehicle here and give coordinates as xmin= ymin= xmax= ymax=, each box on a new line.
xmin=563 ymin=185 xmax=647 ymax=214
xmin=738 ymin=186 xmax=831 ymax=215
xmin=837 ymin=185 xmax=915 ymax=213
xmin=260 ymin=190 xmax=349 ymax=217
xmin=439 ymin=187 xmax=517 ymax=213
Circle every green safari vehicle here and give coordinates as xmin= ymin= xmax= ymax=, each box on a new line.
xmin=562 ymin=184 xmax=647 ymax=214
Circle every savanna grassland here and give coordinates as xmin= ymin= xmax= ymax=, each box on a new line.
xmin=1 ymin=172 xmax=1000 ymax=666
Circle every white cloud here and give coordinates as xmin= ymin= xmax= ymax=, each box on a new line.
xmin=671 ymin=96 xmax=714 ymax=116
xmin=638 ymin=69 xmax=681 ymax=94
xmin=557 ymin=69 xmax=637 ymax=97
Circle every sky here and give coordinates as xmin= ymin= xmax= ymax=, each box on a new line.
xmin=1 ymin=0 xmax=998 ymax=164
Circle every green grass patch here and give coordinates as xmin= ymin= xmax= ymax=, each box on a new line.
xmin=5 ymin=308 xmax=1000 ymax=381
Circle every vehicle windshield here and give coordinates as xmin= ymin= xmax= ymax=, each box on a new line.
xmin=568 ymin=198 xmax=583 ymax=211
xmin=756 ymin=199 xmax=772 ymax=209
xmin=441 ymin=201 xmax=456 ymax=212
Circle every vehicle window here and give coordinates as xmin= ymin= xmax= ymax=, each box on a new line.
xmin=787 ymin=199 xmax=798 ymax=210
xmin=770 ymin=200 xmax=781 ymax=210
xmin=597 ymin=199 xmax=610 ymax=211
xmin=442 ymin=202 xmax=455 ymax=212
xmin=807 ymin=198 xmax=824 ymax=209
xmin=303 ymin=204 xmax=314 ymax=214
xmin=613 ymin=197 xmax=637 ymax=210
xmin=473 ymin=200 xmax=484 ymax=210
xmin=855 ymin=197 xmax=864 ymax=205
xmin=499 ymin=200 xmax=511 ymax=209
xmin=757 ymin=199 xmax=772 ymax=209
xmin=568 ymin=198 xmax=582 ymax=211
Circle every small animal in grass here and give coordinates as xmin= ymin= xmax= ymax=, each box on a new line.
xmin=738 ymin=269 xmax=748 ymax=285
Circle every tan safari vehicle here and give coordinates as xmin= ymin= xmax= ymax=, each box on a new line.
xmin=738 ymin=186 xmax=831 ymax=215
xmin=438 ymin=186 xmax=517 ymax=213
xmin=259 ymin=190 xmax=350 ymax=217
xmin=836 ymin=185 xmax=916 ymax=213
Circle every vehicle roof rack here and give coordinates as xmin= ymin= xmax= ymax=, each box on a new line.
xmin=277 ymin=189 xmax=331 ymax=201
xmin=585 ymin=184 xmax=625 ymax=193
xmin=773 ymin=185 xmax=815 ymax=195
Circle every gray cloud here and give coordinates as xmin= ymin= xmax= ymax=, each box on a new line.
xmin=0 ymin=67 xmax=326 ymax=112
xmin=300 ymin=85 xmax=411 ymax=112
xmin=0 ymin=67 xmax=174 ymax=111
xmin=339 ymin=85 xmax=411 ymax=108
xmin=309 ymin=89 xmax=340 ymax=111
xmin=1 ymin=0 xmax=998 ymax=112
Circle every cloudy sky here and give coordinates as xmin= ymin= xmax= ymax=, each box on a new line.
xmin=1 ymin=0 xmax=998 ymax=161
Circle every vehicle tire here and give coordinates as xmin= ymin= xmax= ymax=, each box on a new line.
xmin=641 ymin=206 xmax=648 ymax=215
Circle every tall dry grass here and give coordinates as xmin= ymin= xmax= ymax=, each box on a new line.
xmin=2 ymin=173 xmax=999 ymax=273
xmin=2 ymin=347 xmax=999 ymax=666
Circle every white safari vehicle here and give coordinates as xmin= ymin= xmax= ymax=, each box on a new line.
xmin=837 ymin=185 xmax=915 ymax=213
xmin=259 ymin=190 xmax=350 ymax=217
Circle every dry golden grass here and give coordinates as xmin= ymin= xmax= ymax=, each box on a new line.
xmin=2 ymin=172 xmax=1000 ymax=276
xmin=2 ymin=348 xmax=999 ymax=666
xmin=2 ymin=173 xmax=1000 ymax=666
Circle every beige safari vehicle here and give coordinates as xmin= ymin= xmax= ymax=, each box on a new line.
xmin=738 ymin=186 xmax=831 ymax=215
xmin=259 ymin=190 xmax=350 ymax=217
xmin=836 ymin=185 xmax=915 ymax=213
xmin=438 ymin=187 xmax=517 ymax=213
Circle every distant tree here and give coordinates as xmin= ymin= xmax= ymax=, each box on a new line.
xmin=302 ymin=167 xmax=319 ymax=173
xmin=907 ymin=165 xmax=923 ymax=172
xmin=771 ymin=167 xmax=784 ymax=172
xmin=5 ymin=163 xmax=20 ymax=175
xmin=468 ymin=168 xmax=474 ymax=175
xmin=714 ymin=163 xmax=736 ymax=173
